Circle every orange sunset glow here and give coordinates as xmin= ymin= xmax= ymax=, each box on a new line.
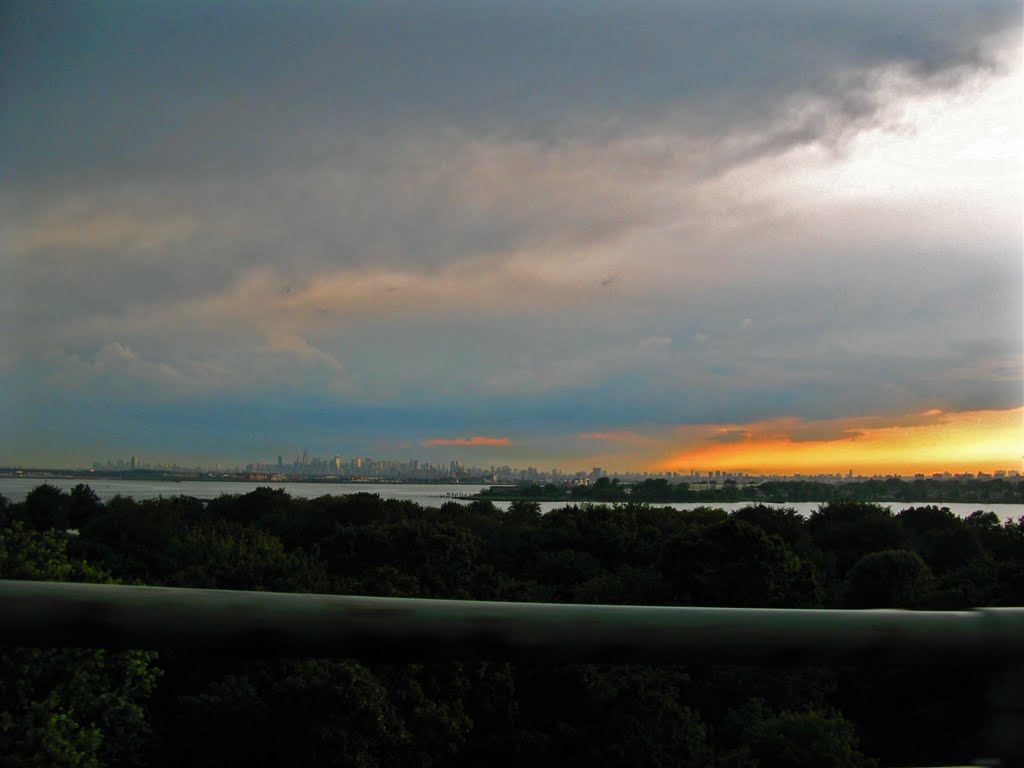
xmin=421 ymin=436 xmax=511 ymax=447
xmin=656 ymin=407 xmax=1024 ymax=476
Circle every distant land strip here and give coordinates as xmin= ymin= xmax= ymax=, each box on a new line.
xmin=474 ymin=477 xmax=1024 ymax=505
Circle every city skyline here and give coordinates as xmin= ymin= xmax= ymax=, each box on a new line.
xmin=3 ymin=3 xmax=1021 ymax=474
xmin=13 ymin=412 xmax=1023 ymax=482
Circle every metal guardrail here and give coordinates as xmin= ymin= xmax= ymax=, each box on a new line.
xmin=1 ymin=580 xmax=1022 ymax=663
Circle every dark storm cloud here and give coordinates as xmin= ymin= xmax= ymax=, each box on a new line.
xmin=4 ymin=0 xmax=1018 ymax=280
xmin=2 ymin=0 xmax=1018 ymax=190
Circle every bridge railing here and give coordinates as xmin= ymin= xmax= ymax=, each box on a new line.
xmin=2 ymin=579 xmax=1022 ymax=663
xmin=3 ymin=580 xmax=1022 ymax=762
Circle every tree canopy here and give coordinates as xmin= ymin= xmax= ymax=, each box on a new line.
xmin=2 ymin=485 xmax=1021 ymax=766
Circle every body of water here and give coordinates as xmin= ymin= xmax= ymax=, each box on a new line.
xmin=1 ymin=477 xmax=1020 ymax=522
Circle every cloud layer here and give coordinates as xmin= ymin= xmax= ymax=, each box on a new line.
xmin=1 ymin=1 xmax=1020 ymax=468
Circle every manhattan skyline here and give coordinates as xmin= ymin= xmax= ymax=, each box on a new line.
xmin=2 ymin=2 xmax=1021 ymax=475
xmin=9 ymin=447 xmax=1023 ymax=484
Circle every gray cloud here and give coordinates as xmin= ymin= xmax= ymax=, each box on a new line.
xmin=3 ymin=1 xmax=1018 ymax=190
xmin=1 ymin=1 xmax=1020 ymax=465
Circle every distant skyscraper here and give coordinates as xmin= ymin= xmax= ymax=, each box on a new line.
xmin=130 ymin=455 xmax=138 ymax=470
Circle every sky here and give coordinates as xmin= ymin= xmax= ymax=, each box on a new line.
xmin=2 ymin=1 xmax=1022 ymax=474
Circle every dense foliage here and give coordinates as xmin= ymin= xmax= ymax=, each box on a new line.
xmin=2 ymin=485 xmax=1022 ymax=766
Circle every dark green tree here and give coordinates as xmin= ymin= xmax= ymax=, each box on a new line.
xmin=843 ymin=549 xmax=933 ymax=608
xmin=808 ymin=501 xmax=908 ymax=584
xmin=68 ymin=485 xmax=102 ymax=530
xmin=19 ymin=484 xmax=72 ymax=531
xmin=505 ymin=499 xmax=542 ymax=524
xmin=163 ymin=660 xmax=408 ymax=768
xmin=0 ymin=523 xmax=160 ymax=767
xmin=743 ymin=707 xmax=875 ymax=768
xmin=662 ymin=518 xmax=822 ymax=607
xmin=166 ymin=520 xmax=329 ymax=592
